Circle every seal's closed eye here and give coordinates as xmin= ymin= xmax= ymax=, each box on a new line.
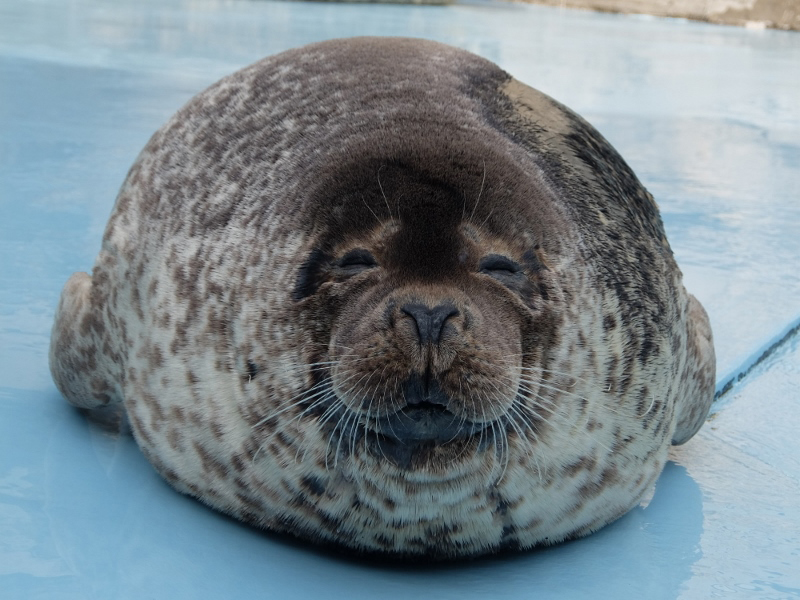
xmin=479 ymin=254 xmax=527 ymax=289
xmin=479 ymin=254 xmax=522 ymax=274
xmin=337 ymin=248 xmax=377 ymax=272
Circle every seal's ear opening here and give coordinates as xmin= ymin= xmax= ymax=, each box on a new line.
xmin=293 ymin=247 xmax=329 ymax=300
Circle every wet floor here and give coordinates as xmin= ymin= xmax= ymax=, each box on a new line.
xmin=1 ymin=0 xmax=799 ymax=598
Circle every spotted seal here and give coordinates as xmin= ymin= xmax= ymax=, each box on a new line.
xmin=49 ymin=37 xmax=715 ymax=559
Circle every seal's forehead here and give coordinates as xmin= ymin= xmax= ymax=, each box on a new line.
xmin=145 ymin=37 xmax=575 ymax=254
xmin=241 ymin=38 xmax=520 ymax=219
xmin=302 ymin=156 xmax=562 ymax=268
xmin=248 ymin=40 xmax=571 ymax=250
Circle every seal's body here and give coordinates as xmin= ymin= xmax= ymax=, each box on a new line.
xmin=50 ymin=37 xmax=715 ymax=558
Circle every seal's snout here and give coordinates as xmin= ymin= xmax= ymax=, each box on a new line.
xmin=401 ymin=302 xmax=459 ymax=345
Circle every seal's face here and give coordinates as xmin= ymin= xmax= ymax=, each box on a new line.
xmin=293 ymin=163 xmax=562 ymax=478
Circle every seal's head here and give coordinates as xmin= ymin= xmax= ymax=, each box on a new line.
xmin=49 ymin=37 xmax=715 ymax=559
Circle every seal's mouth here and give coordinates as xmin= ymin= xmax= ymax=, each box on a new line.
xmin=369 ymin=374 xmax=491 ymax=444
xmin=366 ymin=403 xmax=493 ymax=468
xmin=371 ymin=402 xmax=489 ymax=444
xmin=313 ymin=373 xmax=500 ymax=468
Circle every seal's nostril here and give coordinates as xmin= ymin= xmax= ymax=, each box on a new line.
xmin=401 ymin=302 xmax=459 ymax=345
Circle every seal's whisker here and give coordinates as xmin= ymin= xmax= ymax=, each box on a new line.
xmin=318 ymin=392 xmax=352 ymax=470
xmin=323 ymin=369 xmax=379 ymax=467
xmin=376 ymin=165 xmax=395 ymax=224
xmin=469 ymin=159 xmax=487 ymax=224
xmin=516 ymin=376 xmax=592 ymax=403
xmin=516 ymin=378 xmax=588 ymax=402
xmin=360 ymin=193 xmax=383 ymax=227
xmin=505 ymin=402 xmax=543 ymax=482
xmin=485 ymin=390 xmax=512 ymax=485
xmin=514 ymin=398 xmax=616 ymax=455
xmin=364 ymin=393 xmax=376 ymax=457
xmin=372 ymin=395 xmax=391 ymax=465
xmin=484 ymin=377 xmax=518 ymax=421
xmin=285 ymin=357 xmax=359 ymax=370
xmin=514 ymin=384 xmax=562 ymax=415
xmin=251 ymin=391 xmax=321 ymax=430
xmin=641 ymin=393 xmax=658 ymax=417
xmin=518 ymin=378 xmax=631 ymax=418
xmin=251 ymin=369 xmax=363 ymax=430
xmin=493 ymin=353 xmax=591 ymax=377
xmin=298 ymin=390 xmax=341 ymax=465
xmin=493 ymin=359 xmax=598 ymax=388
xmin=277 ymin=355 xmax=366 ymax=377
xmin=479 ymin=206 xmax=496 ymax=229
xmin=327 ymin=402 xmax=351 ymax=470
xmin=330 ymin=407 xmax=347 ymax=469
xmin=496 ymin=421 xmax=511 ymax=485
xmin=350 ymin=371 xmax=377 ymax=460
xmin=254 ymin=383 xmax=340 ymax=466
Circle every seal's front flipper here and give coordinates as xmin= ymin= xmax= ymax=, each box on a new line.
xmin=49 ymin=271 xmax=121 ymax=409
xmin=672 ymin=293 xmax=715 ymax=445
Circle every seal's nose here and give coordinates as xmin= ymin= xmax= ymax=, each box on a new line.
xmin=401 ymin=302 xmax=459 ymax=345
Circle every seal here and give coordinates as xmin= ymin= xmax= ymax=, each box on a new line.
xmin=49 ymin=37 xmax=715 ymax=559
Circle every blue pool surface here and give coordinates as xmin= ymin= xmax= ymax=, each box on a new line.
xmin=1 ymin=0 xmax=799 ymax=598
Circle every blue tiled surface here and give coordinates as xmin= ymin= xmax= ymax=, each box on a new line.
xmin=1 ymin=1 xmax=799 ymax=598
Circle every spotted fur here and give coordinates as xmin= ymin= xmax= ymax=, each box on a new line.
xmin=49 ymin=37 xmax=715 ymax=559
